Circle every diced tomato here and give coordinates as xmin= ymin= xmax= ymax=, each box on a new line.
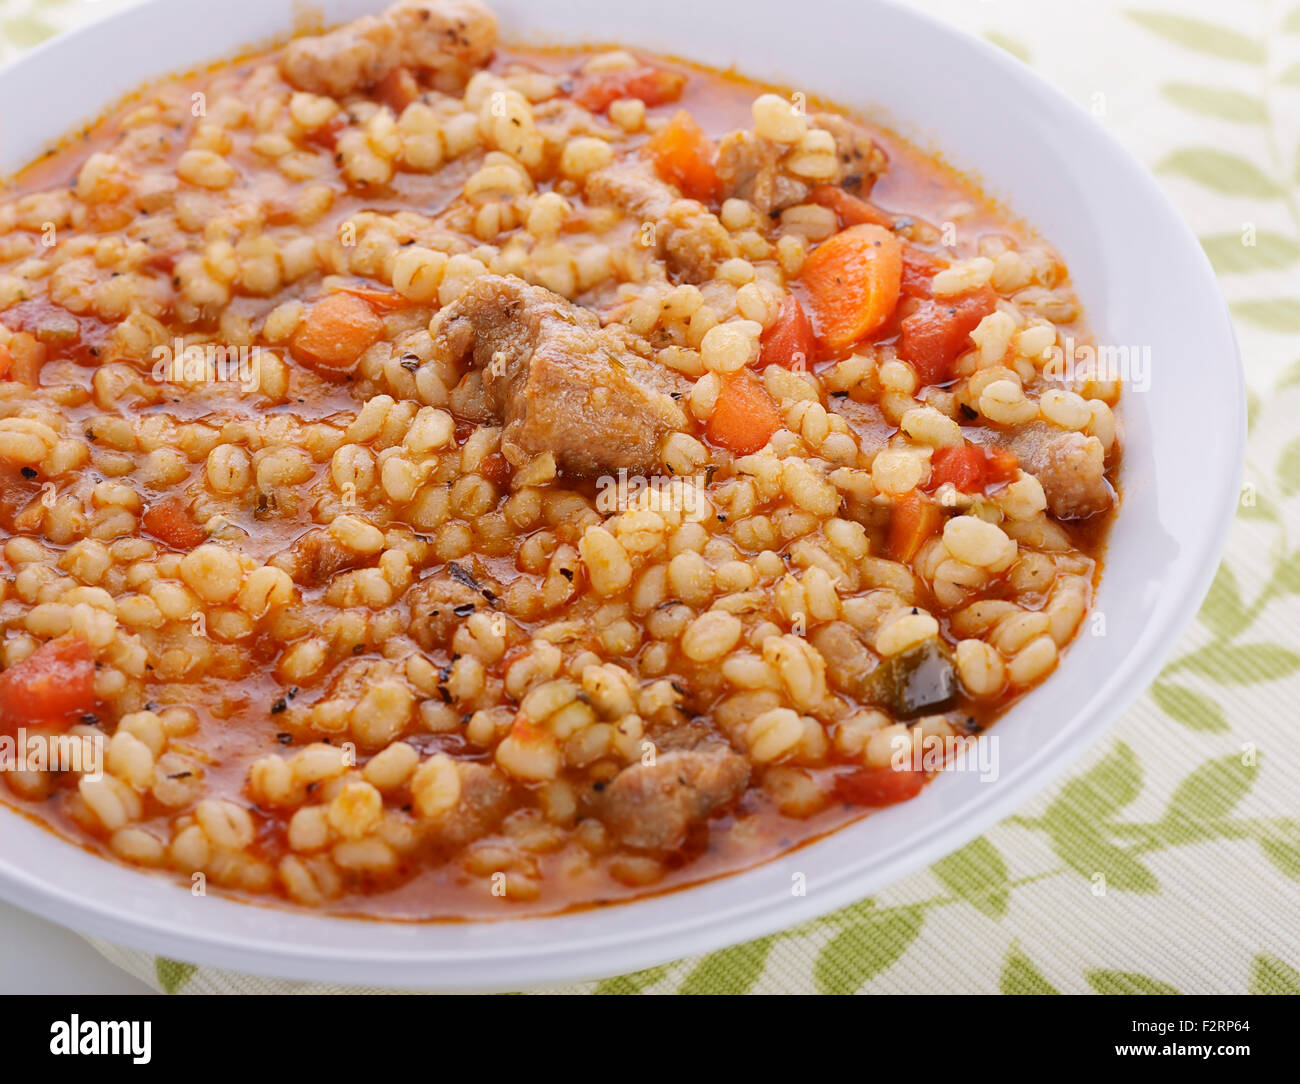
xmin=985 ymin=447 xmax=1019 ymax=486
xmin=305 ymin=115 xmax=347 ymax=151
xmin=707 ymin=370 xmax=783 ymax=455
xmin=645 ymin=109 xmax=720 ymax=203
xmin=5 ymin=331 xmax=46 ymax=387
xmin=142 ymin=497 xmax=208 ymax=550
xmin=479 ymin=452 xmax=513 ymax=486
xmin=899 ymin=246 xmax=948 ymax=299
xmin=927 ymin=442 xmax=987 ymax=493
xmin=572 ymin=66 xmax=687 ymax=113
xmin=0 ymin=469 xmax=40 ymax=532
xmin=897 ymin=286 xmax=998 ymax=386
xmin=808 ymin=185 xmax=895 ymax=229
xmin=0 ymin=635 xmax=97 ymax=735
xmin=376 ymin=67 xmax=419 ymax=113
xmin=0 ymin=342 xmax=11 ymax=381
xmin=834 ymin=765 xmax=925 ymax=807
xmin=924 ymin=442 xmax=1022 ymax=495
xmin=290 ymin=292 xmax=384 ymax=375
xmin=799 ymin=224 xmax=903 ymax=353
xmin=887 ymin=489 xmax=942 ymax=563
xmin=759 ymin=296 xmax=817 ymax=371
xmin=338 ymin=285 xmax=411 ymax=312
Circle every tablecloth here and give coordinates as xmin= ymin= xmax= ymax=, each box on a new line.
xmin=2 ymin=0 xmax=1297 ymax=995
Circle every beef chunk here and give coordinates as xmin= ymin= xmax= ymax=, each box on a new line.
xmin=272 ymin=527 xmax=370 ymax=587
xmin=429 ymin=275 xmax=689 ymax=476
xmin=408 ymin=561 xmax=500 ymax=650
xmin=584 ymin=162 xmax=736 ymax=282
xmin=1004 ymin=422 xmax=1115 ymax=520
xmin=280 ymin=0 xmax=496 ymax=98
xmin=716 ymin=130 xmax=809 ymax=215
xmin=585 ymin=161 xmax=674 ymax=220
xmin=599 ymin=743 xmax=750 ymax=852
xmin=811 ymin=113 xmax=888 ymax=197
xmin=428 ymin=762 xmax=514 ymax=848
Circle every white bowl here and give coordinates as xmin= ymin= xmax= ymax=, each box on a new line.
xmin=0 ymin=0 xmax=1243 ymax=990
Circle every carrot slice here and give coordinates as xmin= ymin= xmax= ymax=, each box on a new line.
xmin=706 ymin=370 xmax=783 ymax=455
xmin=799 ymin=224 xmax=903 ymax=353
xmin=142 ymin=497 xmax=208 ymax=551
xmin=645 ymin=109 xmax=720 ymax=204
xmin=0 ymin=635 xmax=97 ymax=735
xmin=290 ymin=293 xmax=384 ymax=375
xmin=888 ymin=490 xmax=942 ymax=563
xmin=759 ymin=295 xmax=817 ymax=371
xmin=573 ymin=67 xmax=686 ymax=114
xmin=809 ymin=185 xmax=896 ymax=229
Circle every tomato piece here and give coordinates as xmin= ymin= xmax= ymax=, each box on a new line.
xmin=887 ymin=490 xmax=942 ymax=563
xmin=706 ymin=370 xmax=783 ymax=455
xmin=985 ymin=448 xmax=1019 ymax=487
xmin=834 ymin=766 xmax=925 ymax=807
xmin=0 ymin=636 xmax=97 ymax=735
xmin=290 ymin=292 xmax=384 ymax=375
xmin=899 ymin=246 xmax=949 ymax=299
xmin=142 ymin=497 xmax=208 ymax=551
xmin=799 ymin=224 xmax=903 ymax=352
xmin=808 ymin=185 xmax=896 ymax=229
xmin=897 ymin=286 xmax=998 ymax=386
xmin=376 ymin=67 xmax=419 ymax=113
xmin=927 ymin=442 xmax=988 ymax=493
xmin=479 ymin=452 xmax=513 ymax=486
xmin=923 ymin=442 xmax=1022 ymax=495
xmin=338 ymin=285 xmax=411 ymax=312
xmin=5 ymin=331 xmax=46 ymax=387
xmin=0 ymin=342 xmax=11 ymax=381
xmin=759 ymin=296 xmax=817 ymax=370
xmin=572 ymin=66 xmax=687 ymax=113
xmin=645 ymin=109 xmax=720 ymax=203
xmin=305 ymin=115 xmax=347 ymax=151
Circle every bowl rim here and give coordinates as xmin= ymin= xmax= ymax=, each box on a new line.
xmin=0 ymin=0 xmax=1245 ymax=990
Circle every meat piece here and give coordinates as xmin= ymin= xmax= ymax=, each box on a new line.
xmin=584 ymin=162 xmax=736 ymax=282
xmin=389 ymin=0 xmax=499 ymax=91
xmin=811 ymin=113 xmax=888 ymax=197
xmin=280 ymin=0 xmax=496 ymax=98
xmin=429 ymin=275 xmax=689 ymax=475
xmin=599 ymin=743 xmax=750 ymax=852
xmin=716 ymin=130 xmax=808 ymax=216
xmin=408 ymin=562 xmax=500 ymax=650
xmin=281 ymin=16 xmax=395 ymax=99
xmin=585 ymin=161 xmax=673 ymax=219
xmin=1003 ymin=422 xmax=1115 ymax=520
xmin=428 ymin=762 xmax=514 ymax=848
xmin=272 ymin=527 xmax=371 ymax=586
